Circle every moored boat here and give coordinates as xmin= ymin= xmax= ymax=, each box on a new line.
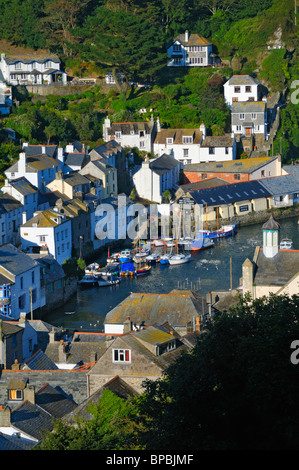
xmin=189 ymin=238 xmax=214 ymax=251
xmin=78 ymin=275 xmax=99 ymax=288
xmin=135 ymin=265 xmax=151 ymax=276
xmin=168 ymin=253 xmax=191 ymax=265
xmin=197 ymin=221 xmax=237 ymax=239
xmin=97 ymin=276 xmax=120 ymax=287
xmin=146 ymin=253 xmax=160 ymax=263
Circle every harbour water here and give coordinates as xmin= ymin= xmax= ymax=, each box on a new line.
xmin=43 ymin=217 xmax=299 ymax=332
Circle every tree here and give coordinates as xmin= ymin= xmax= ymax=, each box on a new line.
xmin=136 ymin=294 xmax=299 ymax=450
xmin=35 ymin=389 xmax=139 ymax=450
xmin=75 ymin=7 xmax=167 ymax=99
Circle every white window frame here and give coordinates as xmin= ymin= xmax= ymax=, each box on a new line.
xmin=113 ymin=348 xmax=131 ymax=363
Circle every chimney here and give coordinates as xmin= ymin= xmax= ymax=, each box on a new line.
xmin=0 ymin=406 xmax=11 ymax=427
xmin=195 ymin=317 xmax=201 ymax=332
xmin=123 ymin=317 xmax=133 ymax=334
xmin=185 ymin=30 xmax=189 ymax=42
xmin=23 ymin=385 xmax=35 ymax=404
xmin=11 ymin=359 xmax=21 ymax=371
xmin=18 ymin=312 xmax=27 ymax=326
xmin=18 ymin=152 xmax=27 ymax=175
xmin=42 ymin=146 xmax=46 ymax=155
xmin=56 ymin=169 xmax=63 ymax=180
xmin=66 ymin=143 xmax=74 ymax=153
xmin=156 ymin=116 xmax=161 ymax=133
xmin=22 ymin=211 xmax=27 ymax=225
xmin=90 ymin=351 xmax=97 ymax=363
xmin=58 ymin=339 xmax=67 ymax=362
xmin=49 ymin=328 xmax=56 ymax=343
xmin=57 ymin=147 xmax=64 ymax=164
xmin=200 ymin=121 xmax=206 ymax=139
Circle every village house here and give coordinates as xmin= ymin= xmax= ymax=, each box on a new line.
xmin=0 ymin=53 xmax=67 ymax=86
xmin=0 ymin=71 xmax=12 ymax=115
xmin=1 ymin=177 xmax=38 ymax=220
xmin=167 ymin=30 xmax=214 ymax=67
xmin=3 ymin=314 xmax=39 ymax=366
xmin=79 ymin=159 xmax=118 ymax=199
xmin=104 ymin=289 xmax=209 ymax=336
xmin=102 ymin=116 xmax=156 ymax=154
xmin=199 ymin=135 xmax=237 ymax=162
xmin=0 ymin=244 xmax=45 ymax=320
xmin=87 ymin=322 xmax=199 ymax=395
xmin=223 ymin=74 xmax=262 ymax=108
xmin=231 ymin=100 xmax=268 ymax=139
xmin=46 ymin=171 xmax=92 ymax=200
xmin=0 ymin=193 xmax=24 ymax=246
xmin=133 ymin=153 xmax=181 ymax=203
xmin=183 ymin=156 xmax=283 ymax=185
xmin=60 ymin=141 xmax=90 ymax=173
xmin=153 ymin=119 xmax=204 ymax=164
xmin=20 ymin=209 xmax=72 ymax=266
xmin=0 ymin=319 xmax=24 ymax=369
xmin=258 ymin=174 xmax=299 ymax=208
xmin=5 ymin=152 xmax=62 ymax=191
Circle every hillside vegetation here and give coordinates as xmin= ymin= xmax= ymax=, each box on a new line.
xmin=0 ymin=0 xmax=298 ymax=163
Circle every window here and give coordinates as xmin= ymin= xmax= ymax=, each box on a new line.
xmin=261 ymin=170 xmax=265 ymax=177
xmin=251 ymin=113 xmax=257 ymax=119
xmin=209 ymin=147 xmax=215 ymax=155
xmin=225 ymin=147 xmax=229 ymax=155
xmin=9 ymin=389 xmax=23 ymax=401
xmin=113 ymin=349 xmax=131 ymax=363
xmin=139 ymin=141 xmax=145 ymax=148
xmin=245 ymin=86 xmax=252 ymax=93
xmin=182 ymin=136 xmax=193 ymax=144
xmin=234 ymin=174 xmax=241 ymax=180
xmin=183 ymin=148 xmax=189 ymax=157
xmin=18 ymin=294 xmax=25 ymax=309
xmin=232 ymin=97 xmax=238 ymax=102
xmin=15 ymin=62 xmax=21 ymax=70
xmin=173 ymin=44 xmax=181 ymax=52
xmin=239 ymin=114 xmax=245 ymax=120
xmin=174 ymin=57 xmax=181 ymax=65
xmin=236 ymin=125 xmax=242 ymax=132
xmin=166 ymin=138 xmax=173 ymax=144
xmin=20 ymin=277 xmax=23 ymax=289
xmin=190 ymin=57 xmax=203 ymax=64
xmin=234 ymin=86 xmax=241 ymax=93
xmin=115 ymin=131 xmax=121 ymax=138
xmin=40 ymin=235 xmax=46 ymax=243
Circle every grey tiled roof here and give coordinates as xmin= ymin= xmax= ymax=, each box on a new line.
xmin=22 ymin=349 xmax=59 ymax=371
xmin=22 ymin=144 xmax=57 ymax=158
xmin=254 ymin=249 xmax=299 ymax=286
xmin=231 ymin=101 xmax=266 ymax=113
xmin=0 ymin=244 xmax=39 ymax=276
xmin=259 ymin=175 xmax=299 ymax=196
xmin=226 ymin=75 xmax=260 ymax=86
xmin=6 ymin=177 xmax=38 ymax=196
xmin=0 ymin=193 xmax=23 ymax=214
xmin=149 ymin=154 xmax=180 ymax=175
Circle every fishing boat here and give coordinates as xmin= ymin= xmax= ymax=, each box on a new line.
xmin=135 ymin=265 xmax=151 ymax=276
xmin=279 ymin=238 xmax=294 ymax=250
xmin=78 ymin=275 xmax=99 ymax=288
xmin=197 ymin=221 xmax=237 ymax=239
xmin=118 ymin=249 xmax=133 ymax=263
xmin=120 ymin=261 xmax=135 ymax=276
xmin=99 ymin=263 xmax=121 ymax=278
xmin=133 ymin=248 xmax=151 ymax=262
xmin=188 ymin=238 xmax=214 ymax=251
xmin=97 ymin=276 xmax=120 ymax=287
xmin=85 ymin=262 xmax=100 ymax=275
xmin=168 ymin=253 xmax=191 ymax=265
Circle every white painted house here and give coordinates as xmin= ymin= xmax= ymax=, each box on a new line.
xmin=1 ymin=177 xmax=38 ymax=220
xmin=223 ymin=75 xmax=261 ymax=108
xmin=167 ymin=31 xmax=214 ymax=67
xmin=0 ymin=53 xmax=67 ymax=86
xmin=0 ymin=244 xmax=45 ymax=320
xmin=102 ymin=116 xmax=156 ymax=153
xmin=199 ymin=135 xmax=237 ymax=162
xmin=154 ymin=120 xmax=205 ymax=165
xmin=5 ymin=152 xmax=62 ymax=191
xmin=0 ymin=192 xmax=24 ymax=246
xmin=20 ymin=209 xmax=72 ymax=266
xmin=133 ymin=153 xmax=181 ymax=203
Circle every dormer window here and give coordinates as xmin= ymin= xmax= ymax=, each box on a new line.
xmin=182 ymin=136 xmax=193 ymax=144
xmin=9 ymin=389 xmax=23 ymax=400
xmin=166 ymin=138 xmax=173 ymax=144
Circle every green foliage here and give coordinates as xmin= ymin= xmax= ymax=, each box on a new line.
xmin=35 ymin=389 xmax=139 ymax=450
xmin=259 ymin=49 xmax=289 ymax=92
xmin=136 ymin=294 xmax=299 ymax=450
xmin=62 ymin=257 xmax=85 ymax=279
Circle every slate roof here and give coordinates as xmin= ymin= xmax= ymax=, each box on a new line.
xmin=22 ymin=349 xmax=59 ymax=371
xmin=154 ymin=128 xmax=202 ymax=145
xmin=178 ymin=178 xmax=227 ymax=193
xmin=259 ymin=175 xmax=299 ymax=196
xmin=225 ymin=75 xmax=260 ymax=86
xmin=22 ymin=209 xmax=69 ymax=228
xmin=0 ymin=193 xmax=22 ymax=214
xmin=63 ymin=172 xmax=91 ymax=186
xmin=91 ymin=140 xmax=122 ymax=159
xmin=201 ymin=135 xmax=235 ymax=148
xmin=172 ymin=33 xmax=212 ymax=47
xmin=104 ymin=289 xmax=208 ymax=327
xmin=44 ymin=339 xmax=107 ymax=366
xmin=7 ymin=154 xmax=60 ymax=173
xmin=254 ymin=248 xmax=299 ymax=286
xmin=22 ymin=144 xmax=57 ymax=158
xmin=283 ymin=164 xmax=299 ymax=181
xmin=189 ymin=180 xmax=270 ymax=206
xmin=0 ymin=431 xmax=36 ymax=450
xmin=0 ymin=244 xmax=39 ymax=276
xmin=5 ymin=177 xmax=37 ymax=196
xmin=64 ymin=153 xmax=88 ymax=168
xmin=1 ymin=321 xmax=23 ymax=338
xmin=149 ymin=154 xmax=180 ymax=175
xmin=184 ymin=157 xmax=277 ymax=174
xmin=4 ymin=54 xmax=60 ymax=65
xmin=107 ymin=121 xmax=154 ymax=135
xmin=231 ymin=101 xmax=266 ymax=113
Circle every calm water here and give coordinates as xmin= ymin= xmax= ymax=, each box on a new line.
xmin=43 ymin=217 xmax=299 ymax=332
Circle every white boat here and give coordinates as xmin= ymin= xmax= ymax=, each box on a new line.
xmin=146 ymin=253 xmax=160 ymax=263
xmin=279 ymin=238 xmax=294 ymax=250
xmin=97 ymin=276 xmax=120 ymax=287
xmin=152 ymin=239 xmax=165 ymax=247
xmin=133 ymin=248 xmax=151 ymax=262
xmin=163 ymin=238 xmax=176 ymax=247
xmin=168 ymin=254 xmax=191 ymax=265
xmin=188 ymin=238 xmax=214 ymax=251
xmin=85 ymin=262 xmax=100 ymax=274
xmin=160 ymin=254 xmax=171 ymax=265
